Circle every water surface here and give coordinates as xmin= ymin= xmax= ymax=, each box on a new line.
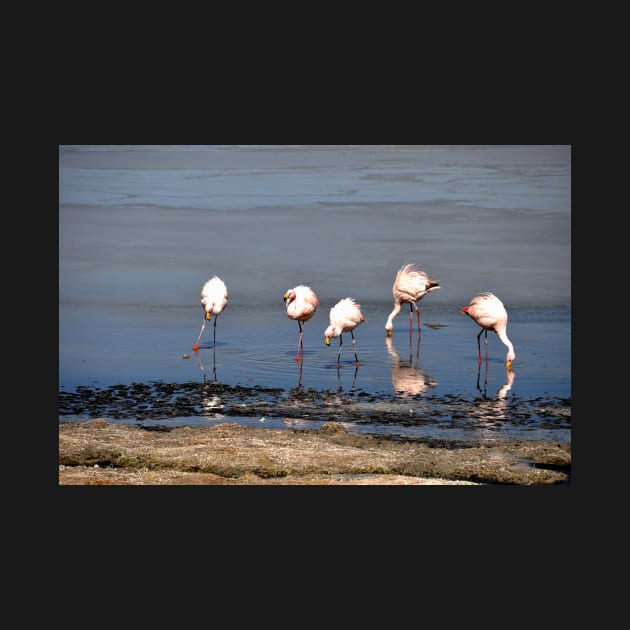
xmin=59 ymin=145 xmax=571 ymax=443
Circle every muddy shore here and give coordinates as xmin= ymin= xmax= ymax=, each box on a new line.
xmin=58 ymin=419 xmax=570 ymax=485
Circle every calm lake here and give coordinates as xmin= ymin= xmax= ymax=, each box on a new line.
xmin=59 ymin=145 xmax=571 ymax=443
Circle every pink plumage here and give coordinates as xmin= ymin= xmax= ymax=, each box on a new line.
xmin=284 ymin=284 xmax=319 ymax=361
xmin=460 ymin=292 xmax=515 ymax=367
xmin=385 ymin=263 xmax=440 ymax=336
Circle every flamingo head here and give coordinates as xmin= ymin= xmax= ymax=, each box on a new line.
xmin=324 ymin=324 xmax=337 ymax=344
xmin=505 ymin=349 xmax=516 ymax=369
xmin=284 ymin=290 xmax=295 ymax=304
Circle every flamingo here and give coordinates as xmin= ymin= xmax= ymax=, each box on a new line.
xmin=385 ymin=263 xmax=440 ymax=337
xmin=324 ymin=297 xmax=367 ymax=366
xmin=193 ymin=276 xmax=228 ymax=352
xmin=284 ymin=285 xmax=319 ymax=361
xmin=460 ymin=292 xmax=515 ymax=368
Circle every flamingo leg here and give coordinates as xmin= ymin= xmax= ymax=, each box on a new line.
xmin=295 ymin=320 xmax=304 ymax=361
xmin=337 ymin=334 xmax=343 ymax=367
xmin=409 ymin=304 xmax=413 ymax=338
xmin=476 ymin=329 xmax=484 ymax=365
xmin=193 ymin=319 xmax=207 ymax=351
xmin=416 ymin=305 xmax=421 ymax=335
xmin=212 ymin=318 xmax=218 ymax=380
xmin=351 ymin=330 xmax=359 ymax=366
xmin=484 ymin=330 xmax=489 ymax=364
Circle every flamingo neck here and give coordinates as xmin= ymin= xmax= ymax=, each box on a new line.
xmin=385 ymin=303 xmax=401 ymax=330
xmin=497 ymin=329 xmax=516 ymax=362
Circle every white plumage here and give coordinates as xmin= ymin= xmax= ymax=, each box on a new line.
xmin=324 ymin=297 xmax=367 ymax=366
xmin=193 ymin=276 xmax=228 ymax=351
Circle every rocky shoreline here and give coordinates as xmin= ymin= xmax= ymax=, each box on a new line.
xmin=58 ymin=419 xmax=571 ymax=485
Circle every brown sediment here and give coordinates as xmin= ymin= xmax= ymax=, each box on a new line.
xmin=59 ymin=419 xmax=570 ymax=485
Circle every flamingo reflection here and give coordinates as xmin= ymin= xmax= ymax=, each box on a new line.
xmin=385 ymin=335 xmax=436 ymax=397
xmin=472 ymin=366 xmax=516 ymax=427
xmin=332 ymin=363 xmax=359 ymax=392
xmin=476 ymin=357 xmax=515 ymax=401
xmin=195 ymin=346 xmax=218 ymax=382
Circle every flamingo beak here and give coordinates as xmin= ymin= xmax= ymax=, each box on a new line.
xmin=325 ymin=337 xmax=331 ymax=346
xmin=386 ymin=329 xmax=393 ymax=337
xmin=205 ymin=312 xmax=212 ymax=321
xmin=506 ymin=360 xmax=513 ymax=370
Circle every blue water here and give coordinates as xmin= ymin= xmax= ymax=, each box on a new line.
xmin=59 ymin=145 xmax=571 ymax=442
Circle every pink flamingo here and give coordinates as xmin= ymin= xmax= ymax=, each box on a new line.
xmin=284 ymin=285 xmax=319 ymax=361
xmin=460 ymin=292 xmax=515 ymax=368
xmin=324 ymin=297 xmax=367 ymax=366
xmin=193 ymin=276 xmax=228 ymax=351
xmin=385 ymin=263 xmax=440 ymax=337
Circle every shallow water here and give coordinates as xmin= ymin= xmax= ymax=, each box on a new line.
xmin=59 ymin=145 xmax=571 ymax=442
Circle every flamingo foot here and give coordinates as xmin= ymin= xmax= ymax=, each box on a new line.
xmin=294 ymin=355 xmax=301 ymax=362
xmin=193 ymin=343 xmax=199 ymax=352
